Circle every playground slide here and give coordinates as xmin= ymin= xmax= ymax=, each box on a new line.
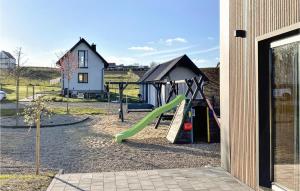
xmin=115 ymin=95 xmax=186 ymax=143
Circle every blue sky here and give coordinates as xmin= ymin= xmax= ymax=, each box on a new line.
xmin=0 ymin=0 xmax=219 ymax=67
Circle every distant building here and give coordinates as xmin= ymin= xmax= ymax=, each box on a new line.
xmin=107 ymin=62 xmax=117 ymax=68
xmin=0 ymin=51 xmax=16 ymax=69
xmin=56 ymin=38 xmax=109 ymax=97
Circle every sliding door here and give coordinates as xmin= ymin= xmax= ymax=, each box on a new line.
xmin=271 ymin=35 xmax=299 ymax=191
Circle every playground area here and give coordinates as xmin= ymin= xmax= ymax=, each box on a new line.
xmin=1 ymin=112 xmax=220 ymax=174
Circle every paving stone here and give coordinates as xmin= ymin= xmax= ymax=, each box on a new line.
xmin=46 ymin=167 xmax=252 ymax=191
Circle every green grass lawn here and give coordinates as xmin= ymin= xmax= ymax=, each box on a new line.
xmin=2 ymin=84 xmax=60 ymax=102
xmin=1 ymin=67 xmax=61 ymax=102
xmin=0 ymin=107 xmax=106 ymax=117
xmin=105 ymin=70 xmax=140 ymax=99
xmin=1 ymin=68 xmax=141 ymax=103
xmin=0 ymin=173 xmax=54 ymax=191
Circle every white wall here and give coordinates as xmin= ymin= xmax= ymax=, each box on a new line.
xmin=62 ymin=42 xmax=105 ymax=93
xmin=148 ymin=85 xmax=157 ymax=106
xmin=166 ymin=66 xmax=199 ymax=81
xmin=143 ymin=66 xmax=204 ymax=106
xmin=164 ymin=66 xmax=203 ymax=100
xmin=0 ymin=52 xmax=16 ymax=69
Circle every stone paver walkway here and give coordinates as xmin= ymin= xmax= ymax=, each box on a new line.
xmin=47 ymin=167 xmax=252 ymax=191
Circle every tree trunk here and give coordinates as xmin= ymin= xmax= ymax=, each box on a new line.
xmin=67 ymin=79 xmax=70 ymax=114
xmin=35 ymin=113 xmax=41 ymax=175
xmin=15 ymin=77 xmax=19 ymax=126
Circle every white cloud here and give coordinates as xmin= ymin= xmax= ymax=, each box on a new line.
xmin=106 ymin=55 xmax=137 ymax=65
xmin=165 ymin=37 xmax=187 ymax=45
xmin=138 ymin=45 xmax=197 ymax=57
xmin=189 ymin=46 xmax=219 ymax=55
xmin=128 ymin=46 xmax=155 ymax=52
xmin=192 ymin=58 xmax=207 ymax=65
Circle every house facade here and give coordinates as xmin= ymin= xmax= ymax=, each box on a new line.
xmin=57 ymin=38 xmax=108 ymax=97
xmin=0 ymin=51 xmax=16 ymax=69
xmin=220 ymin=0 xmax=299 ymax=190
xmin=139 ymin=55 xmax=208 ymax=106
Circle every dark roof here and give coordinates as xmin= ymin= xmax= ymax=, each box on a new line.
xmin=200 ymin=67 xmax=220 ymax=107
xmin=56 ymin=38 xmax=109 ymax=68
xmin=139 ymin=55 xmax=208 ymax=82
xmin=1 ymin=51 xmax=15 ymax=59
xmin=138 ymin=64 xmax=159 ymax=82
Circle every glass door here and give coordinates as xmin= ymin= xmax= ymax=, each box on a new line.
xmin=270 ymin=35 xmax=299 ymax=191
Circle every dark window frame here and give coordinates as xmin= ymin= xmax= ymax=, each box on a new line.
xmin=78 ymin=73 xmax=88 ymax=83
xmin=78 ymin=50 xmax=88 ymax=68
xmin=257 ymin=28 xmax=299 ymax=188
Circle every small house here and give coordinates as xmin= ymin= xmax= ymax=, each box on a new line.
xmin=139 ymin=55 xmax=208 ymax=106
xmin=56 ymin=38 xmax=109 ymax=97
xmin=0 ymin=51 xmax=16 ymax=69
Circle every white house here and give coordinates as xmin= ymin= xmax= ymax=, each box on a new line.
xmin=56 ymin=38 xmax=108 ymax=97
xmin=0 ymin=51 xmax=16 ymax=69
xmin=139 ymin=55 xmax=208 ymax=106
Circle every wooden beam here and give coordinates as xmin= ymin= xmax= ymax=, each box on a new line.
xmin=154 ymin=81 xmax=177 ymax=129
xmin=118 ymin=83 xmax=128 ymax=122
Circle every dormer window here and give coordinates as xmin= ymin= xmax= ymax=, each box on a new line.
xmin=78 ymin=50 xmax=88 ymax=68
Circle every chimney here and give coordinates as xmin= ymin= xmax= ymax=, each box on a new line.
xmin=91 ymin=43 xmax=96 ymax=51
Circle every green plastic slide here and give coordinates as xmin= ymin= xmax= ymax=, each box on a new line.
xmin=115 ymin=95 xmax=186 ymax=143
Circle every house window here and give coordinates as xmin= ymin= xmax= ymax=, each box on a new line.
xmin=78 ymin=50 xmax=88 ymax=68
xmin=78 ymin=73 xmax=88 ymax=83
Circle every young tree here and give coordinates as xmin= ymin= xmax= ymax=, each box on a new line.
xmin=23 ymin=96 xmax=52 ymax=175
xmin=149 ymin=61 xmax=158 ymax=68
xmin=7 ymin=48 xmax=27 ymax=126
xmin=57 ymin=51 xmax=78 ymax=113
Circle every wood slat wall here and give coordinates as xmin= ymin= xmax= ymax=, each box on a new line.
xmin=228 ymin=0 xmax=299 ymax=189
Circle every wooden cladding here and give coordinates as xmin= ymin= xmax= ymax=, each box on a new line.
xmin=226 ymin=0 xmax=299 ymax=189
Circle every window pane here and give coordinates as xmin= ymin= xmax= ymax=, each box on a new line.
xmin=272 ymin=41 xmax=299 ymax=190
xmin=78 ymin=51 xmax=85 ymax=67
xmin=79 ymin=74 xmax=83 ymax=82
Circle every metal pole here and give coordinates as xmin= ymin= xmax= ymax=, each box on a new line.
xmin=32 ymin=85 xmax=35 ymax=100
xmin=119 ymin=84 xmax=124 ymax=122
xmin=126 ymin=94 xmax=128 ymax=113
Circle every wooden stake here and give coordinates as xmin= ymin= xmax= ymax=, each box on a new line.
xmin=35 ymin=112 xmax=41 ymax=175
xmin=207 ymin=107 xmax=210 ymax=143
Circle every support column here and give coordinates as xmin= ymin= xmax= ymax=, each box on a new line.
xmin=220 ymin=0 xmax=231 ymax=171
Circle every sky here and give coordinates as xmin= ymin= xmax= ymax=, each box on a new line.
xmin=0 ymin=0 xmax=219 ymax=68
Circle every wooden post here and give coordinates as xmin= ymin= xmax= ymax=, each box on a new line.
xmin=119 ymin=83 xmax=124 ymax=122
xmin=206 ymin=107 xmax=210 ymax=143
xmin=35 ymin=112 xmax=41 ymax=175
xmin=26 ymin=85 xmax=28 ymax=97
xmin=118 ymin=83 xmax=128 ymax=122
xmin=32 ymin=85 xmax=35 ymax=100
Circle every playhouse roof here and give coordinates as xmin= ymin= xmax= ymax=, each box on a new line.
xmin=139 ymin=55 xmax=208 ymax=82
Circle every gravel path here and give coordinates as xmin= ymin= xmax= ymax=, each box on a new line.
xmin=0 ymin=113 xmax=220 ymax=174
xmin=0 ymin=115 xmax=88 ymax=127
